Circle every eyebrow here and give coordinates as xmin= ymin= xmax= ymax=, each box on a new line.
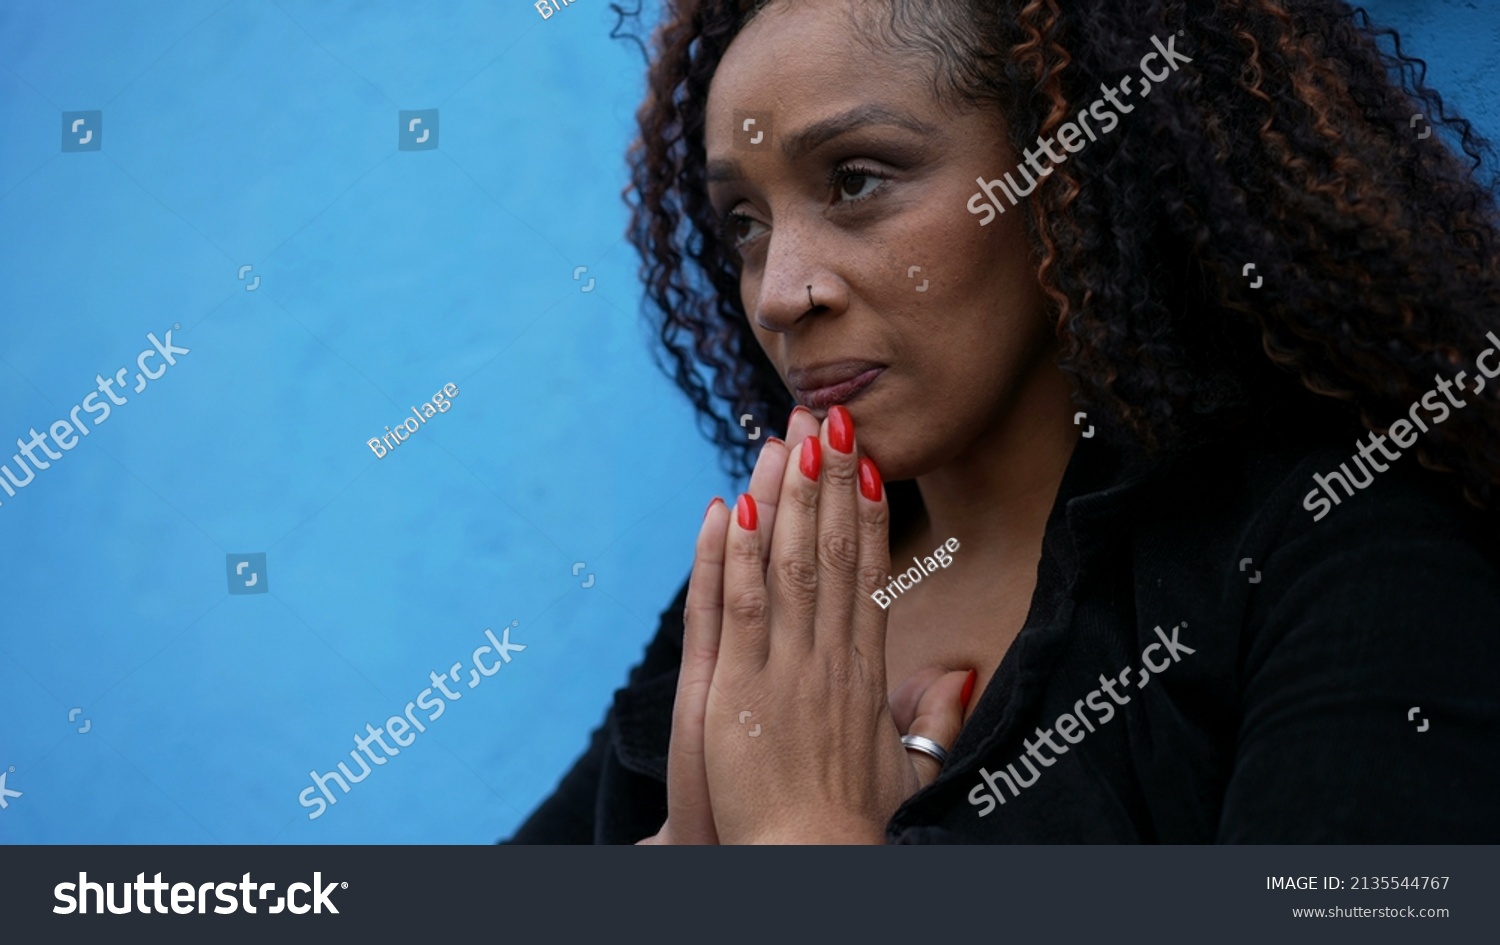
xmin=706 ymin=104 xmax=936 ymax=184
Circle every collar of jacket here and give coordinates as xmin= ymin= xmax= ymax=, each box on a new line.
xmin=607 ymin=433 xmax=1186 ymax=785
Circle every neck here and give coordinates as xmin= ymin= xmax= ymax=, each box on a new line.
xmin=905 ymin=360 xmax=1078 ymax=564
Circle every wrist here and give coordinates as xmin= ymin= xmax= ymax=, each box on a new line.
xmin=739 ymin=818 xmax=887 ymax=845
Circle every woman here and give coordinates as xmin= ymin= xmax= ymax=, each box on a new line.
xmin=508 ymin=0 xmax=1500 ymax=843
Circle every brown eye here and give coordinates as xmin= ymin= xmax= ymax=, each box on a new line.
xmin=830 ymin=164 xmax=885 ymax=203
xmin=723 ymin=210 xmax=767 ymax=248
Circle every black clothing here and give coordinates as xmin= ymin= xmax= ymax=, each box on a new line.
xmin=506 ymin=434 xmax=1500 ymax=843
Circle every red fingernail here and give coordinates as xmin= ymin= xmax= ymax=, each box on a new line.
xmin=961 ymin=669 xmax=977 ymax=710
xmin=799 ymin=435 xmax=822 ymax=481
xmin=736 ymin=493 xmax=758 ymax=530
xmin=858 ymin=456 xmax=883 ymax=501
xmin=703 ymin=496 xmax=722 ymax=520
xmin=764 ymin=436 xmax=785 ymax=448
xmin=828 ymin=405 xmax=854 ymax=454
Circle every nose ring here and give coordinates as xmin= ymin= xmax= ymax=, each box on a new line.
xmin=807 ymin=285 xmax=814 ymax=309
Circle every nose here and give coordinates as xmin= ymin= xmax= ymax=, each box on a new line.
xmin=749 ymin=226 xmax=845 ymax=334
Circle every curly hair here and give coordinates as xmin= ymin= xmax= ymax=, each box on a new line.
xmin=616 ymin=0 xmax=1500 ymax=515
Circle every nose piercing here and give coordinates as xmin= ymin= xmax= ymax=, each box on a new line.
xmin=807 ymin=285 xmax=815 ymax=309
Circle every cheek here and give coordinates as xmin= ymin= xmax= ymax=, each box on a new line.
xmin=940 ymin=209 xmax=1046 ymax=353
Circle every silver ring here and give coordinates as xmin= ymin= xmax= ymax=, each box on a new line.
xmin=901 ymin=734 xmax=949 ymax=766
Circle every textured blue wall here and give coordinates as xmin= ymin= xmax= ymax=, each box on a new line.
xmin=0 ymin=0 xmax=1494 ymax=843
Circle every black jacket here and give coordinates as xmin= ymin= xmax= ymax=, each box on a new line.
xmin=506 ymin=434 xmax=1500 ymax=843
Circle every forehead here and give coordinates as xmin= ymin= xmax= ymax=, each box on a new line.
xmin=705 ymin=1 xmax=937 ymax=152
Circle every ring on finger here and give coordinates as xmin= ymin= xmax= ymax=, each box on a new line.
xmin=900 ymin=734 xmax=950 ymax=767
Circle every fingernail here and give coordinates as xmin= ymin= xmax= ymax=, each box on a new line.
xmin=703 ymin=496 xmax=722 ymax=520
xmin=858 ymin=456 xmax=883 ymax=502
xmin=790 ymin=405 xmax=813 ymax=424
xmin=829 ymin=405 xmax=854 ymax=454
xmin=799 ymin=435 xmax=822 ymax=481
xmin=764 ymin=436 xmax=785 ymax=448
xmin=961 ymin=669 xmax=977 ymax=710
xmin=736 ymin=493 xmax=758 ymax=530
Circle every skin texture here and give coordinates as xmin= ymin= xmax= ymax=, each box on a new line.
xmin=646 ymin=0 xmax=1080 ymax=844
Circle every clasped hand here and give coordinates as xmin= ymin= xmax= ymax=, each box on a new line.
xmin=638 ymin=405 xmax=974 ymax=845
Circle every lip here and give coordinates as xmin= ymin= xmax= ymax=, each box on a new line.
xmin=789 ymin=360 xmax=886 ymax=411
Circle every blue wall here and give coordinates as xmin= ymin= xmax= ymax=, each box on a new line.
xmin=0 ymin=0 xmax=1495 ymax=843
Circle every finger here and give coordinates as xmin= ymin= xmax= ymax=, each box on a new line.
xmin=902 ymin=669 xmax=975 ymax=788
xmin=719 ymin=492 xmax=769 ymax=671
xmin=667 ymin=496 xmax=730 ymax=843
xmin=683 ymin=498 xmax=730 ymax=679
xmin=755 ymin=406 xmax=819 ymax=555
xmin=785 ymin=405 xmax=821 ymax=449
xmin=766 ymin=434 xmax=823 ymax=655
xmin=851 ymin=451 xmax=891 ymax=660
xmin=813 ymin=405 xmax=862 ymax=651
xmin=747 ymin=437 xmax=789 ymax=569
xmin=888 ymin=666 xmax=950 ymax=734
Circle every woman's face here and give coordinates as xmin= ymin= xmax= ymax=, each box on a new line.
xmin=704 ymin=0 xmax=1058 ymax=481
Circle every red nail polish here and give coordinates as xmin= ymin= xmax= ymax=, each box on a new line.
xmin=764 ymin=436 xmax=785 ymax=448
xmin=828 ymin=405 xmax=854 ymax=454
xmin=790 ymin=405 xmax=813 ymax=424
xmin=858 ymin=456 xmax=883 ymax=502
xmin=961 ymin=670 xmax=977 ymax=710
xmin=736 ymin=493 xmax=758 ymax=530
xmin=703 ymin=496 xmax=722 ymax=520
xmin=799 ymin=435 xmax=822 ymax=481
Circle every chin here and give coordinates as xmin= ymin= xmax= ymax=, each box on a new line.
xmin=852 ymin=425 xmax=927 ymax=483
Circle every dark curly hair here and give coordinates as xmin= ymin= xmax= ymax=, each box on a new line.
xmin=616 ymin=0 xmax=1500 ymax=516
